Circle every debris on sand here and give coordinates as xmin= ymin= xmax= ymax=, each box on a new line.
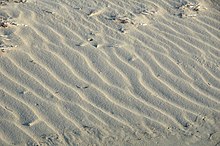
xmin=0 ymin=14 xmax=28 ymax=28
xmin=176 ymin=1 xmax=207 ymax=18
xmin=0 ymin=0 xmax=27 ymax=6
xmin=0 ymin=44 xmax=17 ymax=55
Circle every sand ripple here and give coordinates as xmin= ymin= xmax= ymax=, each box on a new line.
xmin=0 ymin=0 xmax=220 ymax=145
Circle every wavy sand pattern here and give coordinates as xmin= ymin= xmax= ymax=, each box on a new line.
xmin=0 ymin=0 xmax=220 ymax=145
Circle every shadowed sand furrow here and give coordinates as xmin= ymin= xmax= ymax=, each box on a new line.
xmin=27 ymin=14 xmax=130 ymax=90
xmin=0 ymin=90 xmax=57 ymax=144
xmin=113 ymin=48 xmax=210 ymax=111
xmin=12 ymin=23 xmax=185 ymax=136
xmin=152 ymin=25 xmax=220 ymax=65
xmin=26 ymin=48 xmax=143 ymax=131
xmin=1 ymin=72 xmax=133 ymax=136
xmin=4 ymin=47 xmax=145 ymax=132
xmin=113 ymin=47 xmax=219 ymax=118
xmin=109 ymin=48 xmax=200 ymax=114
xmin=138 ymin=52 xmax=218 ymax=105
xmin=11 ymin=0 xmax=220 ymax=120
xmin=0 ymin=70 xmax=88 ymax=140
xmin=1 ymin=0 xmax=220 ymax=145
xmin=134 ymin=29 xmax=220 ymax=85
xmin=133 ymin=50 xmax=220 ymax=111
xmin=103 ymin=47 xmax=194 ymax=126
xmin=159 ymin=17 xmax=220 ymax=49
xmin=0 ymin=120 xmax=34 ymax=144
xmin=18 ymin=25 xmax=180 ymax=132
xmin=4 ymin=54 xmax=136 ymax=131
xmin=1 ymin=88 xmax=106 ymax=145
xmin=0 ymin=85 xmax=62 ymax=134
xmin=5 ymin=55 xmax=108 ymax=129
xmin=105 ymin=28 xmax=220 ymax=109
xmin=129 ymin=18 xmax=220 ymax=98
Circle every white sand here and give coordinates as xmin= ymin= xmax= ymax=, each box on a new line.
xmin=0 ymin=0 xmax=220 ymax=145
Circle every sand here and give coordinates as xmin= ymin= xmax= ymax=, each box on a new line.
xmin=0 ymin=0 xmax=220 ymax=145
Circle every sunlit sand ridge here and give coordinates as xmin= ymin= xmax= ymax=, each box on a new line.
xmin=0 ymin=0 xmax=220 ymax=145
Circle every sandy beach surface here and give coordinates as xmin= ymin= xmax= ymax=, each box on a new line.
xmin=0 ymin=0 xmax=220 ymax=145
